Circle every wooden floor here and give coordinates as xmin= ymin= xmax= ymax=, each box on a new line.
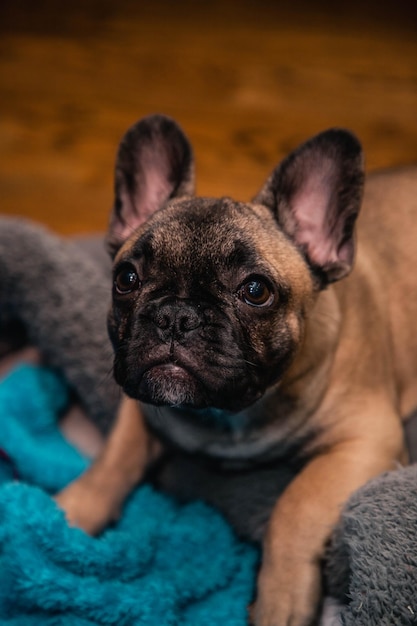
xmin=1 ymin=0 xmax=416 ymax=234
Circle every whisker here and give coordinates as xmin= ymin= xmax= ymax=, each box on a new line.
xmin=244 ymin=359 xmax=259 ymax=368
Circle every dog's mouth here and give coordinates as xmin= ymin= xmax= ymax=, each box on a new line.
xmin=115 ymin=341 xmax=270 ymax=412
xmin=136 ymin=362 xmax=206 ymax=407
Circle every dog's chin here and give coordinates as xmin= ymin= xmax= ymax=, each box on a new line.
xmin=121 ymin=362 xmax=263 ymax=411
xmin=136 ymin=363 xmax=207 ymax=408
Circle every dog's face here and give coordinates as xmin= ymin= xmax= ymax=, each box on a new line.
xmin=108 ymin=196 xmax=314 ymax=411
xmin=107 ymin=115 xmax=363 ymax=413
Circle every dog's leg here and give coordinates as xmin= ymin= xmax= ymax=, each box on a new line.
xmin=55 ymin=396 xmax=161 ymax=534
xmin=252 ymin=400 xmax=404 ymax=626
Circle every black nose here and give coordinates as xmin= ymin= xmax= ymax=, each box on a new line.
xmin=152 ymin=300 xmax=201 ymax=339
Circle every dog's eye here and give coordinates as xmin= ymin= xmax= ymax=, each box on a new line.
xmin=239 ymin=278 xmax=273 ymax=307
xmin=114 ymin=264 xmax=140 ymax=295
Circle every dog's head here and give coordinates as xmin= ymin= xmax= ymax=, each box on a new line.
xmin=107 ymin=114 xmax=363 ymax=413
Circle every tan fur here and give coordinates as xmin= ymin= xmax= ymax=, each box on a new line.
xmin=57 ymin=165 xmax=417 ymax=626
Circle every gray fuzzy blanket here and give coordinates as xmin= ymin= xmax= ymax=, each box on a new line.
xmin=1 ymin=216 xmax=417 ymax=625
xmin=325 ymin=465 xmax=417 ymax=625
xmin=0 ymin=217 xmax=118 ymax=434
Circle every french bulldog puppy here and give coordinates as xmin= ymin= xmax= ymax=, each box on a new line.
xmin=56 ymin=114 xmax=417 ymax=626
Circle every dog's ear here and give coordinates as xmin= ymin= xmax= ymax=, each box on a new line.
xmin=107 ymin=114 xmax=195 ymax=256
xmin=253 ymin=129 xmax=364 ymax=286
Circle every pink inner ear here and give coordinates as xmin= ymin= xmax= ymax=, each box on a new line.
xmin=111 ymin=188 xmax=140 ymax=243
xmin=140 ymin=163 xmax=174 ymax=219
xmin=290 ymin=159 xmax=340 ymax=267
xmin=132 ymin=145 xmax=176 ymax=223
xmin=114 ymin=152 xmax=176 ymax=243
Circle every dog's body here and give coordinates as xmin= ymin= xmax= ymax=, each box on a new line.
xmin=56 ymin=115 xmax=417 ymax=626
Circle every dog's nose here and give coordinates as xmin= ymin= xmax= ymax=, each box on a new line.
xmin=153 ymin=301 xmax=201 ymax=339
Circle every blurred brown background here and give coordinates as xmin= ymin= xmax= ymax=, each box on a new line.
xmin=1 ymin=0 xmax=416 ymax=235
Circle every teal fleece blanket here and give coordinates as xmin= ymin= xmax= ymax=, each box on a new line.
xmin=0 ymin=364 xmax=258 ymax=625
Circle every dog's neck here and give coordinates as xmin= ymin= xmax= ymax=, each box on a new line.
xmin=280 ymin=286 xmax=342 ymax=407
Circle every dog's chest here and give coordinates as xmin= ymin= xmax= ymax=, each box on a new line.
xmin=142 ymin=385 xmax=316 ymax=540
